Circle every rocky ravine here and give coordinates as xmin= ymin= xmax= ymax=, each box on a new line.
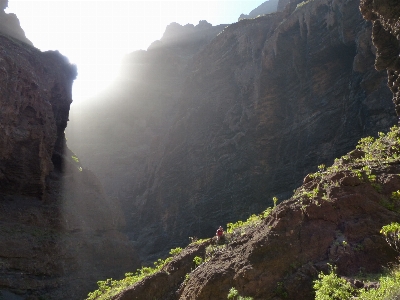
xmin=107 ymin=0 xmax=400 ymax=299
xmin=67 ymin=0 xmax=397 ymax=264
xmin=0 ymin=19 xmax=139 ymax=300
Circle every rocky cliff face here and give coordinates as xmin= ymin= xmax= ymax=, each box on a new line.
xmin=0 ymin=34 xmax=139 ymax=300
xmin=68 ymin=0 xmax=397 ymax=264
xmin=0 ymin=37 xmax=74 ymax=198
xmin=360 ymin=0 xmax=400 ymax=116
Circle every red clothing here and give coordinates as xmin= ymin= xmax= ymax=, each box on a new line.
xmin=216 ymin=229 xmax=224 ymax=236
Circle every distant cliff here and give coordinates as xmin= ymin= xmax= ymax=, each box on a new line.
xmin=238 ymin=0 xmax=281 ymax=20
xmin=0 ymin=0 xmax=32 ymax=45
xmin=67 ymin=0 xmax=396 ymax=264
xmin=0 ymin=31 xmax=139 ymax=300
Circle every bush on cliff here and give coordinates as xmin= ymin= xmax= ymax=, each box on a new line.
xmin=314 ymin=221 xmax=400 ymax=300
xmin=86 ymin=246 xmax=183 ymax=300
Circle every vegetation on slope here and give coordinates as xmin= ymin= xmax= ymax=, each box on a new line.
xmin=86 ymin=247 xmax=183 ymax=300
xmin=88 ymin=126 xmax=400 ymax=299
xmin=312 ymin=126 xmax=400 ymax=299
xmin=314 ymin=223 xmax=400 ymax=299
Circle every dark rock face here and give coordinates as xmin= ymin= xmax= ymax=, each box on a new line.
xmin=68 ymin=0 xmax=396 ymax=264
xmin=0 ymin=36 xmax=75 ymax=198
xmin=239 ymin=0 xmax=280 ymax=20
xmin=360 ymin=0 xmax=400 ymax=115
xmin=0 ymin=34 xmax=139 ymax=299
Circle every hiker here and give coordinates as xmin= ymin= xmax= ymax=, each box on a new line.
xmin=216 ymin=226 xmax=224 ymax=242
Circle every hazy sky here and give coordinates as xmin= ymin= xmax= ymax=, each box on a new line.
xmin=7 ymin=0 xmax=267 ymax=102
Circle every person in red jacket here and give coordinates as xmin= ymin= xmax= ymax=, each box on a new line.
xmin=216 ymin=226 xmax=224 ymax=242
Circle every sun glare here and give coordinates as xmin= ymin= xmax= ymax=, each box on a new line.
xmin=6 ymin=0 xmax=266 ymax=102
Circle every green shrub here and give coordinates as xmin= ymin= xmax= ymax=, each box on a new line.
xmin=227 ymin=207 xmax=272 ymax=235
xmin=392 ymin=191 xmax=400 ymax=201
xmin=313 ymin=264 xmax=357 ymax=300
xmin=169 ymin=247 xmax=183 ymax=256
xmin=381 ymin=222 xmax=400 ymax=253
xmin=273 ymin=196 xmax=278 ymax=208
xmin=227 ymin=287 xmax=253 ymax=300
xmin=193 ymin=256 xmax=203 ymax=267
xmin=358 ymin=268 xmax=400 ymax=299
xmin=86 ymin=246 xmax=182 ymax=299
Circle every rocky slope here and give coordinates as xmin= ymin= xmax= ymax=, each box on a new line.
xmin=108 ymin=127 xmax=400 ymax=300
xmin=67 ymin=0 xmax=397 ymax=264
xmin=0 ymin=32 xmax=139 ymax=300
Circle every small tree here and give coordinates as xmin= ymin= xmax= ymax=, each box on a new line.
xmin=273 ymin=196 xmax=278 ymax=208
xmin=381 ymin=222 xmax=400 ymax=253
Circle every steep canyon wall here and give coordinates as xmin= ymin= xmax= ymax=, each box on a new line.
xmin=0 ymin=20 xmax=138 ymax=300
xmin=68 ymin=0 xmax=396 ymax=263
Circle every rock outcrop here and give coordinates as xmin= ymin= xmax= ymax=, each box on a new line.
xmin=67 ymin=0 xmax=397 ymax=264
xmin=0 ymin=33 xmax=139 ymax=300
